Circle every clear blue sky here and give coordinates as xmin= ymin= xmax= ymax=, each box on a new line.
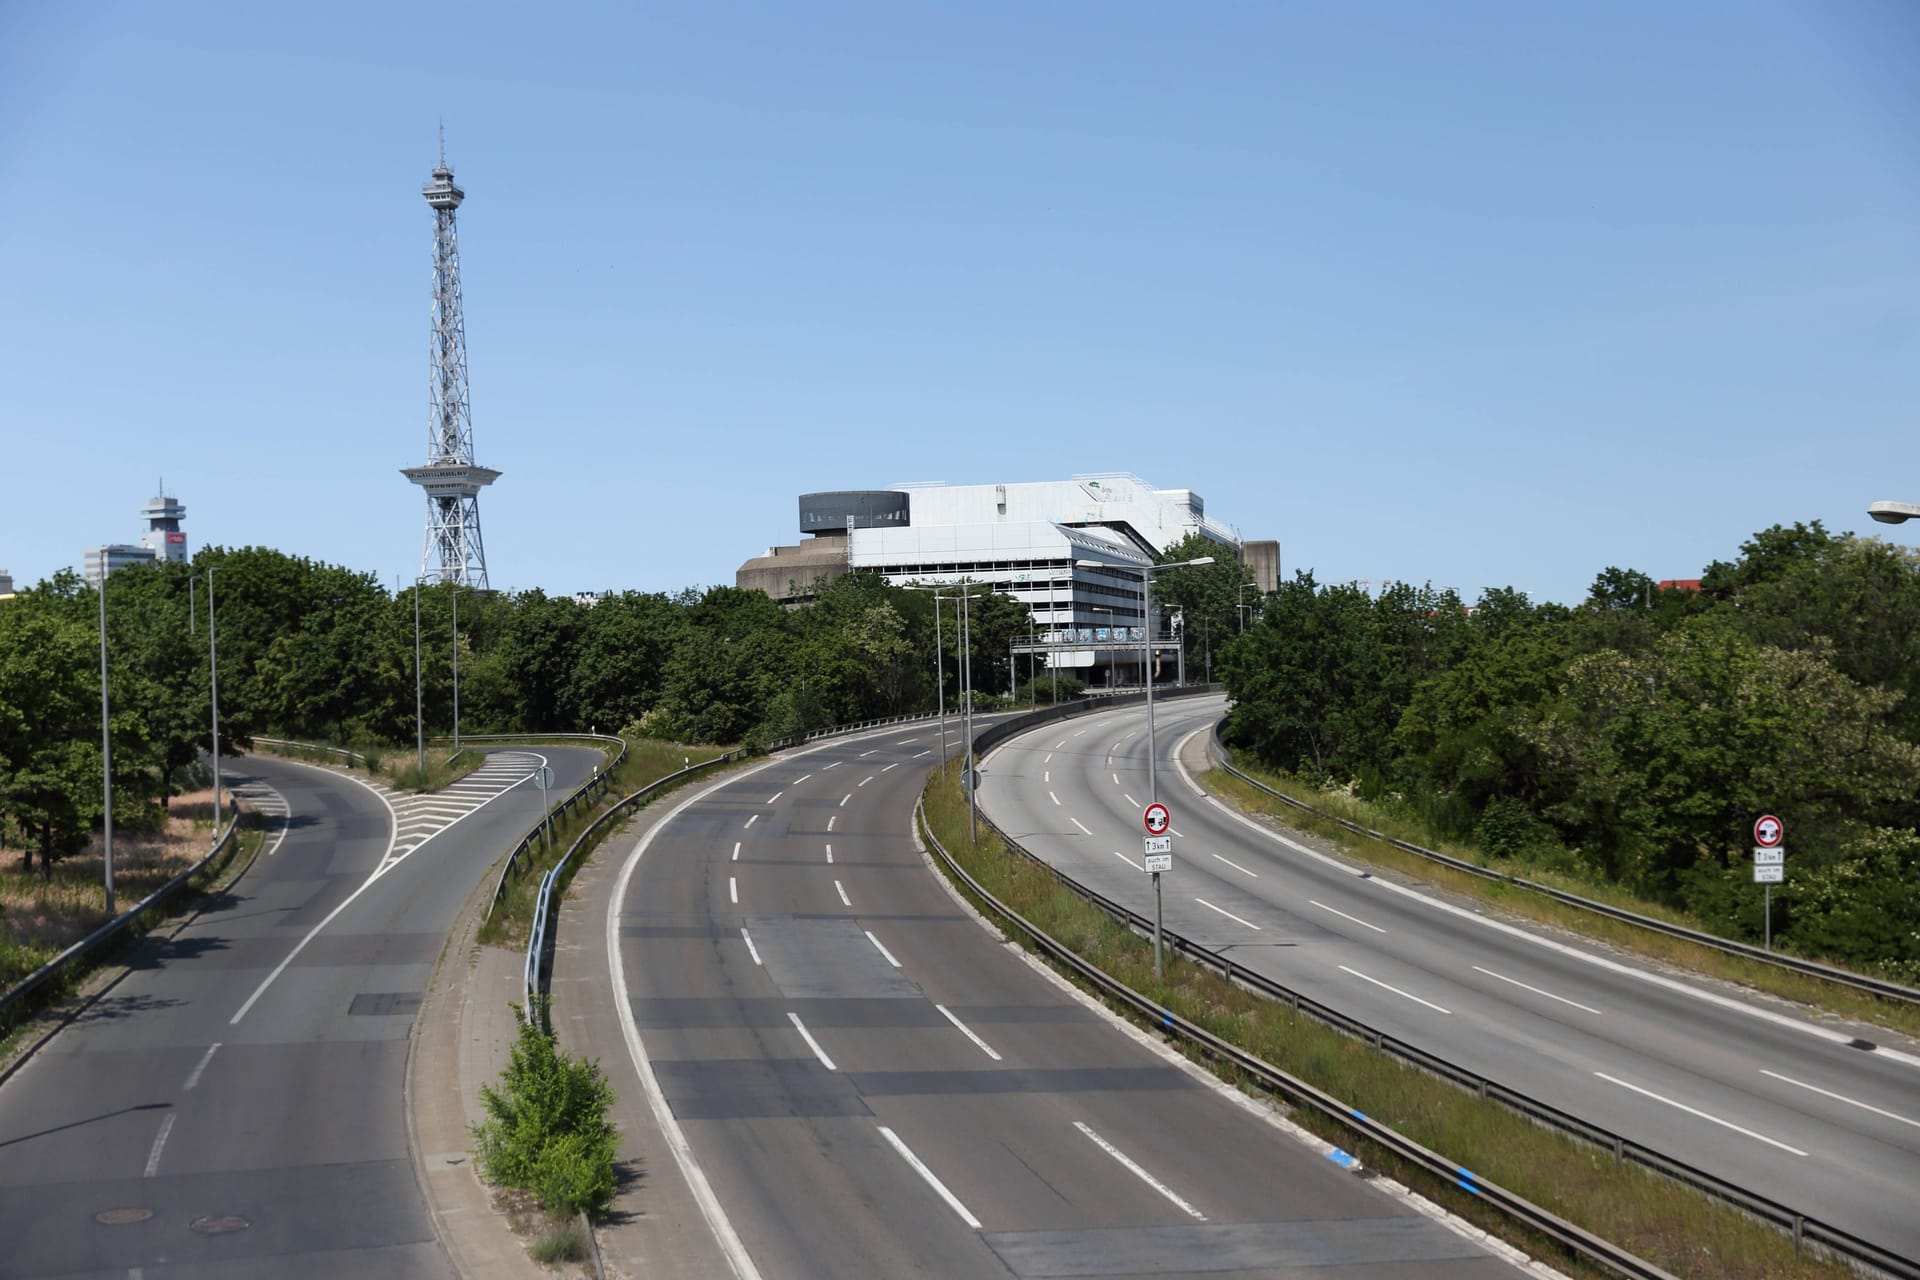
xmin=4 ymin=2 xmax=1917 ymax=604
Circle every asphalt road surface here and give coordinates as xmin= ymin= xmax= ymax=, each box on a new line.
xmin=608 ymin=722 xmax=1531 ymax=1280
xmin=977 ymin=694 xmax=1920 ymax=1263
xmin=0 ymin=745 xmax=599 ymax=1280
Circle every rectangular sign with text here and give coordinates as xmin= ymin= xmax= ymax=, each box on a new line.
xmin=1144 ymin=853 xmax=1173 ymax=873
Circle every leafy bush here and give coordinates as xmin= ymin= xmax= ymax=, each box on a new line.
xmin=473 ymin=1001 xmax=619 ymax=1218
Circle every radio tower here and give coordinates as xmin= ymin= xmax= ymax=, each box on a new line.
xmin=402 ymin=127 xmax=500 ymax=588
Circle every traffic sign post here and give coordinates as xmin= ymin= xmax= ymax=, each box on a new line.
xmin=1139 ymin=806 xmax=1173 ymax=977
xmin=535 ymin=765 xmax=555 ymax=852
xmin=1144 ymin=803 xmax=1170 ymax=836
xmin=1752 ymin=815 xmax=1784 ymax=949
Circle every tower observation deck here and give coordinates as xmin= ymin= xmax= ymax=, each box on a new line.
xmin=402 ymin=132 xmax=501 ymax=588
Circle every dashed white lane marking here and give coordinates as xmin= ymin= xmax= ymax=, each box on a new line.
xmin=896 ymin=737 xmax=919 ymax=744
xmin=865 ymin=930 xmax=901 ymax=967
xmin=1044 ymin=753 xmax=1054 ymax=763
xmin=1473 ymin=965 xmax=1601 ymax=1015
xmin=1112 ymin=773 xmax=1121 ymax=786
xmin=143 ymin=1113 xmax=175 ymax=1178
xmin=882 ymin=762 xmax=899 ymax=773
xmin=1310 ymin=899 xmax=1387 ymax=934
xmin=767 ymin=792 xmax=784 ymax=804
xmin=828 ymin=816 xmax=837 ymax=832
xmin=1124 ymin=794 xmax=1139 ymax=809
xmin=878 ymin=1126 xmax=981 ymax=1229
xmin=1760 ymin=1069 xmax=1920 ymax=1130
xmin=1212 ymin=853 xmax=1259 ymax=878
xmin=826 ymin=761 xmax=842 ymax=770
xmin=840 ymin=794 xmax=852 ymax=807
xmin=1044 ymin=771 xmax=1050 ymax=783
xmin=1170 ymin=828 xmax=1185 ymax=838
xmin=1596 ymin=1072 xmax=1807 ymax=1155
xmin=1070 ymin=818 xmax=1093 ymax=835
xmin=937 ymin=1004 xmax=1002 ymax=1061
xmin=744 ymin=814 xmax=758 ymax=829
xmin=913 ymin=750 xmax=931 ymax=758
xmin=1054 ymin=740 xmax=1068 ymax=749
xmin=742 ymin=928 xmax=762 ymax=965
xmin=1339 ymin=964 xmax=1450 ymax=1014
xmin=732 ymin=842 xmax=742 ymax=861
xmin=860 ymin=750 xmax=877 ymax=758
xmin=1049 ymin=791 xmax=1061 ymax=806
xmin=794 ymin=774 xmax=812 ymax=785
xmin=728 ymin=877 xmax=738 ymax=905
xmin=1076 ymin=729 xmax=1091 ymax=738
xmin=826 ymin=845 xmax=834 ymax=864
xmin=835 ymin=880 xmax=852 ymax=907
xmin=1113 ymin=850 xmax=1144 ymax=871
xmin=1074 ymin=1121 xmax=1206 ymax=1221
xmin=183 ymin=1043 xmax=220 ymax=1090
xmin=1195 ymin=898 xmax=1262 ymax=931
xmin=788 ymin=1012 xmax=837 ymax=1070
xmin=859 ymin=776 xmax=874 ymax=787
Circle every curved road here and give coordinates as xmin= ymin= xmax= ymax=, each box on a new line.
xmin=0 ymin=745 xmax=598 ymax=1280
xmin=605 ymin=723 xmax=1531 ymax=1279
xmin=978 ymin=694 xmax=1920 ymax=1262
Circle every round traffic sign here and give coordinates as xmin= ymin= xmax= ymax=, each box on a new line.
xmin=534 ymin=766 xmax=555 ymax=790
xmin=1143 ymin=803 xmax=1171 ymax=835
xmin=1754 ymin=814 xmax=1784 ymax=848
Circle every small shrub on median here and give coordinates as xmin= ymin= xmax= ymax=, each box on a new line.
xmin=473 ymin=1000 xmax=618 ymax=1219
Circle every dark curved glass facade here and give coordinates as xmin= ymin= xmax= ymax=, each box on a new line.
xmin=798 ymin=491 xmax=911 ymax=535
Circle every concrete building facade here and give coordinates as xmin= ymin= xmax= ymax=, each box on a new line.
xmin=83 ymin=491 xmax=189 ymax=587
xmin=738 ymin=474 xmax=1276 ymax=682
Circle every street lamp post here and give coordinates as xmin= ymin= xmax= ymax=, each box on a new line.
xmin=208 ymin=567 xmax=222 ymax=836
xmin=1077 ymin=555 xmax=1215 ymax=976
xmin=414 ymin=580 xmax=425 ymax=773
xmin=451 ymin=587 xmax=463 ymax=754
xmin=961 ymin=585 xmax=977 ymax=842
xmin=97 ymin=575 xmax=114 ymax=917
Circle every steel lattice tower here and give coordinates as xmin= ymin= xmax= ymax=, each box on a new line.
xmin=402 ymin=131 xmax=500 ymax=588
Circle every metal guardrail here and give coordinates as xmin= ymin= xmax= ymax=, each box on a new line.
xmin=943 ymin=701 xmax=1917 ymax=1278
xmin=1206 ymin=724 xmax=1920 ymax=1009
xmin=522 ymin=751 xmax=745 ymax=1030
xmin=916 ymin=796 xmax=1680 ymax=1280
xmin=0 ymin=806 xmax=245 ymax=1029
xmin=486 ymin=734 xmax=631 ymax=917
xmin=252 ymin=735 xmax=371 ymax=768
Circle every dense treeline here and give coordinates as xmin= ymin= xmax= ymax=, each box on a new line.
xmin=1220 ymin=523 xmax=1920 ymax=977
xmin=0 ymin=548 xmax=1031 ymax=873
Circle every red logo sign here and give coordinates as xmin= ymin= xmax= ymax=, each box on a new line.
xmin=1754 ymin=814 xmax=1784 ymax=848
xmin=165 ymin=533 xmax=186 ymax=544
xmin=1143 ymin=803 xmax=1170 ymax=835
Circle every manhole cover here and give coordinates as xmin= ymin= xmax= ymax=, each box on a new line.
xmin=95 ymin=1208 xmax=154 ymax=1225
xmin=189 ymin=1214 xmax=251 ymax=1235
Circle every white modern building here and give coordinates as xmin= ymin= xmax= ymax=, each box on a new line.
xmin=738 ymin=474 xmax=1278 ymax=682
xmin=83 ymin=491 xmax=189 ymax=587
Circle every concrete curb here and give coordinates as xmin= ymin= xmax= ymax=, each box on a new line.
xmin=406 ymin=848 xmax=545 ymax=1280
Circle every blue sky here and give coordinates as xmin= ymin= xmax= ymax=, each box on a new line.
xmin=4 ymin=2 xmax=1917 ymax=603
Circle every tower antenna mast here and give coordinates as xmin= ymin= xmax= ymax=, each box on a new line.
xmin=402 ymin=130 xmax=501 ymax=588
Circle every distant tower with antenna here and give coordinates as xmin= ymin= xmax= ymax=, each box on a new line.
xmin=402 ymin=127 xmax=500 ymax=588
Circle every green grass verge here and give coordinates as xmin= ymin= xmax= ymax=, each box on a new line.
xmin=922 ymin=766 xmax=1852 ymax=1280
xmin=1207 ymin=754 xmax=1920 ymax=1043
xmin=477 ymin=739 xmax=736 ymax=948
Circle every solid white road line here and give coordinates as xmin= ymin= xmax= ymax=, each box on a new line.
xmin=1073 ymin=1121 xmax=1206 ymax=1221
xmin=732 ymin=842 xmax=741 ymax=861
xmin=745 ymin=814 xmax=758 ymax=829
xmin=1070 ymin=818 xmax=1093 ymax=835
xmin=866 ymin=930 xmax=901 ymax=967
xmin=788 ymin=1012 xmax=837 ymax=1070
xmin=878 ymin=1126 xmax=982 ymax=1230
xmin=1596 ymin=1072 xmax=1808 ymax=1155
xmin=1195 ymin=898 xmax=1261 ymax=931
xmin=183 ymin=1043 xmax=220 ymax=1091
xmin=1472 ymin=965 xmax=1602 ymax=1015
xmin=1310 ymin=900 xmax=1387 ymax=934
xmin=1338 ymin=965 xmax=1450 ymax=1014
xmin=1050 ymin=791 xmax=1060 ymax=806
xmin=1211 ymin=853 xmax=1259 ymax=878
xmin=1761 ymin=1069 xmax=1920 ymax=1130
xmin=1113 ymin=850 xmax=1144 ymax=871
xmin=835 ymin=880 xmax=852 ymax=907
xmin=144 ymin=1113 xmax=175 ymax=1178
xmin=937 ymin=1004 xmax=1003 ymax=1061
xmin=742 ymin=928 xmax=763 ymax=965
xmin=729 ymin=877 xmax=738 ymax=905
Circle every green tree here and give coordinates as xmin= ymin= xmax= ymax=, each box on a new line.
xmin=1151 ymin=533 xmax=1254 ymax=680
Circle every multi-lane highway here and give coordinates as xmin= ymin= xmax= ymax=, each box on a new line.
xmin=0 ymin=745 xmax=597 ymax=1280
xmin=977 ymin=694 xmax=1920 ymax=1262
xmin=604 ymin=724 xmax=1534 ymax=1279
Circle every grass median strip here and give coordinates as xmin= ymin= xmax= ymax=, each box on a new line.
xmin=478 ymin=738 xmax=735 ymax=948
xmin=921 ymin=766 xmax=1852 ymax=1280
xmin=1205 ymin=755 xmax=1920 ymax=1043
